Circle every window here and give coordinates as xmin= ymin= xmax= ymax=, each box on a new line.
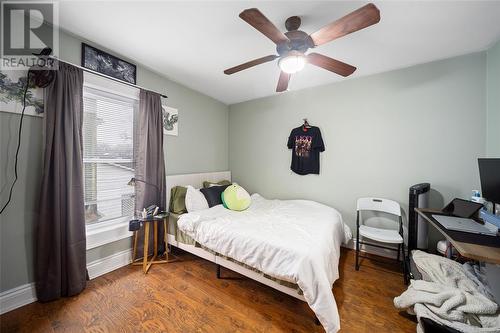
xmin=82 ymin=86 xmax=138 ymax=225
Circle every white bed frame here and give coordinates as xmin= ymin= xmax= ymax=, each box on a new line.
xmin=166 ymin=171 xmax=306 ymax=301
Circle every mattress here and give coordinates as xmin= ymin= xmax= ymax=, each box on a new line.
xmin=168 ymin=212 xmax=301 ymax=291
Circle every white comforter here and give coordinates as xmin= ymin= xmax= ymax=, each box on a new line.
xmin=177 ymin=194 xmax=352 ymax=333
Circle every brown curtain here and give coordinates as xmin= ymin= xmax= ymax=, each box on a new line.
xmin=35 ymin=62 xmax=86 ymax=302
xmin=135 ymin=90 xmax=166 ymax=257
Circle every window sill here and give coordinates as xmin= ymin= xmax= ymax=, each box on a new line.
xmin=86 ymin=218 xmax=133 ymax=250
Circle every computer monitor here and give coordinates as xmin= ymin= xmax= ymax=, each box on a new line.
xmin=478 ymin=158 xmax=500 ymax=205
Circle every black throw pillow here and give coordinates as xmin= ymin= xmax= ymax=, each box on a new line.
xmin=200 ymin=185 xmax=230 ymax=208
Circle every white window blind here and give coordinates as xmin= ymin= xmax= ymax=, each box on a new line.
xmin=82 ymin=86 xmax=138 ymax=225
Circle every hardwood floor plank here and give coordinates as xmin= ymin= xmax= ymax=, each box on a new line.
xmin=150 ymin=260 xmax=310 ymax=333
xmin=0 ymin=249 xmax=416 ymax=333
xmin=170 ymin=257 xmax=319 ymax=331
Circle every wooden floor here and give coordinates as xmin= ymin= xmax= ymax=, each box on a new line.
xmin=0 ymin=248 xmax=416 ymax=333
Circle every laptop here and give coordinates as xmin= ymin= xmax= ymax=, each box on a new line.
xmin=432 ymin=215 xmax=498 ymax=236
xmin=441 ymin=198 xmax=483 ymax=218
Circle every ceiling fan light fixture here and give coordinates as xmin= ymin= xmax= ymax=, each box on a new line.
xmin=225 ymin=5 xmax=380 ymax=92
xmin=278 ymin=53 xmax=306 ymax=74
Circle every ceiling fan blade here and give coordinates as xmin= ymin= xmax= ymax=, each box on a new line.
xmin=309 ymin=3 xmax=380 ymax=47
xmin=276 ymin=71 xmax=291 ymax=92
xmin=307 ymin=53 xmax=356 ymax=77
xmin=224 ymin=55 xmax=278 ymax=75
xmin=240 ymin=8 xmax=290 ymax=45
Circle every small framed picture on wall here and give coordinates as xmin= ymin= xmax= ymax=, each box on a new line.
xmin=162 ymin=106 xmax=178 ymax=136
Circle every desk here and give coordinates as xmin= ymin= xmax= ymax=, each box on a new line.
xmin=416 ymin=208 xmax=500 ymax=264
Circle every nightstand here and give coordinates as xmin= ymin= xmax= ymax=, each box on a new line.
xmin=131 ymin=213 xmax=177 ymax=273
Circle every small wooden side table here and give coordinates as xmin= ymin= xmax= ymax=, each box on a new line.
xmin=131 ymin=213 xmax=177 ymax=273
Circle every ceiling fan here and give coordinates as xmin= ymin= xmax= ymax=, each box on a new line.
xmin=224 ymin=3 xmax=380 ymax=92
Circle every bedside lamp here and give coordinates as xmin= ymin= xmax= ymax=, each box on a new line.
xmin=127 ymin=177 xmax=159 ymax=191
xmin=127 ymin=177 xmax=162 ymax=219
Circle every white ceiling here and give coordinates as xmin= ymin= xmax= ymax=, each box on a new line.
xmin=57 ymin=1 xmax=500 ymax=105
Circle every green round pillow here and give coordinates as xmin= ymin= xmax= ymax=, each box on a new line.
xmin=221 ymin=184 xmax=251 ymax=211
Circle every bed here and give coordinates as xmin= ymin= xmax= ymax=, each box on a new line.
xmin=165 ymin=171 xmax=351 ymax=333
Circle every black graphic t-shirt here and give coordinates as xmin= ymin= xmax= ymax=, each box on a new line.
xmin=287 ymin=126 xmax=325 ymax=175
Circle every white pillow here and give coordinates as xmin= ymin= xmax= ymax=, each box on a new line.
xmin=185 ymin=185 xmax=209 ymax=212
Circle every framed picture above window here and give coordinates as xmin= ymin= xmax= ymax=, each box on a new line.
xmin=82 ymin=43 xmax=137 ymax=84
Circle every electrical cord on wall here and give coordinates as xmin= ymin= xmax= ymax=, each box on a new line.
xmin=0 ymin=71 xmax=31 ymax=215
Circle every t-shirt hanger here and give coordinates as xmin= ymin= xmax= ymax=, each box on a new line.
xmin=302 ymin=118 xmax=312 ymax=130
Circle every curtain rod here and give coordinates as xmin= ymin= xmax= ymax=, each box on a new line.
xmin=48 ymin=56 xmax=168 ymax=99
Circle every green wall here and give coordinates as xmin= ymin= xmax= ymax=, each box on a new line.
xmin=229 ymin=53 xmax=487 ymax=247
xmin=0 ymin=114 xmax=43 ymax=293
xmin=486 ymin=39 xmax=500 ymax=157
xmin=0 ymin=29 xmax=229 ymax=292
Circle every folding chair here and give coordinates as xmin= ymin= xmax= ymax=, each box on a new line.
xmin=355 ymin=197 xmax=406 ymax=283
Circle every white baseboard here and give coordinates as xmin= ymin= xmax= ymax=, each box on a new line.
xmin=342 ymin=239 xmax=399 ymax=259
xmin=87 ymin=249 xmax=132 ymax=280
xmin=0 ymin=283 xmax=37 ymax=315
xmin=0 ymin=248 xmax=133 ymax=315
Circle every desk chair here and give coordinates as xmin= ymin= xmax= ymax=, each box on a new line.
xmin=355 ymin=197 xmax=406 ymax=283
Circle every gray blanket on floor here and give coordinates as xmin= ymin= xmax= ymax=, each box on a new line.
xmin=394 ymin=251 xmax=500 ymax=333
